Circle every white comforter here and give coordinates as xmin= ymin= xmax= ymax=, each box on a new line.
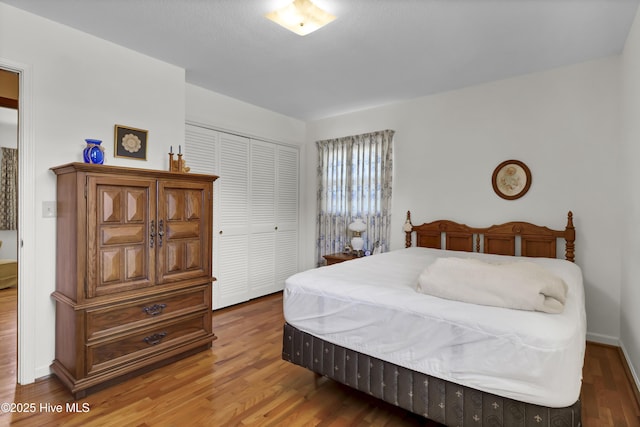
xmin=417 ymin=257 xmax=569 ymax=313
xmin=284 ymin=247 xmax=586 ymax=408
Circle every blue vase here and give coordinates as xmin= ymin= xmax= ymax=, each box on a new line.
xmin=83 ymin=139 xmax=104 ymax=164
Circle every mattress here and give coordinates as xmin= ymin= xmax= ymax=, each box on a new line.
xmin=283 ymin=247 xmax=586 ymax=408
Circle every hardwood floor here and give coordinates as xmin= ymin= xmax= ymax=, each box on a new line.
xmin=0 ymin=287 xmax=638 ymax=426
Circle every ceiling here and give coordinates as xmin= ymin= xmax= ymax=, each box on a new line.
xmin=2 ymin=0 xmax=639 ymax=121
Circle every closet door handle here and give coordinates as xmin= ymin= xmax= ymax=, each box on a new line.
xmin=150 ymin=220 xmax=156 ymax=248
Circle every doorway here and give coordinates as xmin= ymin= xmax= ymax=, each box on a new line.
xmin=0 ymin=58 xmax=37 ymax=386
xmin=0 ymin=68 xmax=19 ymax=386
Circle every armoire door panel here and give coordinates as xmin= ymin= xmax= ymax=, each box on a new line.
xmin=164 ymin=241 xmax=205 ymax=272
xmin=100 ymin=250 xmax=122 ymax=283
xmin=165 ymin=191 xmax=181 ymax=220
xmin=88 ymin=176 xmax=156 ymax=298
xmin=185 ymin=190 xmax=203 ymax=220
xmin=101 ymin=225 xmax=145 ymax=245
xmin=124 ymin=247 xmax=146 ymax=280
xmin=165 ymin=189 xmax=204 ymax=221
xmin=166 ymin=243 xmax=183 ymax=272
xmin=126 ymin=190 xmax=147 ymax=222
xmin=157 ymin=180 xmax=211 ymax=284
xmin=185 ymin=242 xmax=202 ymax=270
xmin=101 ymin=189 xmax=123 ymax=222
xmin=166 ymin=222 xmax=200 ymax=239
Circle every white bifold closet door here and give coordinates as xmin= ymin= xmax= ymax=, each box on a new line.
xmin=186 ymin=124 xmax=299 ymax=309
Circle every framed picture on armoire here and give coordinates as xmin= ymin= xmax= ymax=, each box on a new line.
xmin=114 ymin=124 xmax=147 ymax=160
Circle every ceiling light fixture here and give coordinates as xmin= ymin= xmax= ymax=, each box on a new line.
xmin=265 ymin=0 xmax=336 ymax=36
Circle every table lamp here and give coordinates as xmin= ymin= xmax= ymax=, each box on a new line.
xmin=349 ymin=218 xmax=367 ymax=253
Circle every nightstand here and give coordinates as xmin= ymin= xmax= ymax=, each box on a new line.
xmin=323 ymin=253 xmax=359 ymax=265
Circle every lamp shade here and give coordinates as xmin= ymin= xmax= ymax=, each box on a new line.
xmin=348 ymin=218 xmax=367 ymax=233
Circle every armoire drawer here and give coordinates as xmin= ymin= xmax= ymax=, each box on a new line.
xmin=86 ymin=312 xmax=210 ymax=375
xmin=86 ymin=286 xmax=209 ymax=339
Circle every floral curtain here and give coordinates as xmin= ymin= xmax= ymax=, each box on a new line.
xmin=0 ymin=147 xmax=18 ymax=230
xmin=316 ymin=129 xmax=394 ymax=266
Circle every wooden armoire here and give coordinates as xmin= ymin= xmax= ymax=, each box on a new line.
xmin=50 ymin=163 xmax=218 ymax=398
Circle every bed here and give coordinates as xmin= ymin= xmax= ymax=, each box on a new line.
xmin=282 ymin=211 xmax=584 ymax=426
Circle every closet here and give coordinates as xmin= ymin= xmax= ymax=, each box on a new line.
xmin=186 ymin=124 xmax=299 ymax=309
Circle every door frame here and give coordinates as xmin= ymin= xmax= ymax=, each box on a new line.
xmin=0 ymin=57 xmax=37 ymax=384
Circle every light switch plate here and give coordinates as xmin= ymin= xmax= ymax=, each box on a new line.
xmin=42 ymin=201 xmax=56 ymax=218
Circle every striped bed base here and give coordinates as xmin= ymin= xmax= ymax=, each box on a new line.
xmin=282 ymin=323 xmax=581 ymax=427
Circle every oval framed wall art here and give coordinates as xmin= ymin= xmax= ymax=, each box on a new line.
xmin=491 ymin=159 xmax=531 ymax=200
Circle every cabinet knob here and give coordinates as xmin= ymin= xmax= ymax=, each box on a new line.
xmin=219 ymin=230 xmax=223 ymax=235
xmin=275 ymin=226 xmax=278 ymax=230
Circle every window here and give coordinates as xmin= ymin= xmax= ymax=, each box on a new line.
xmin=316 ymin=130 xmax=394 ymax=264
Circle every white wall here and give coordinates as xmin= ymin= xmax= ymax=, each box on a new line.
xmin=305 ymin=57 xmax=623 ymax=343
xmin=0 ymin=3 xmax=186 ymax=379
xmin=186 ymin=84 xmax=305 ymax=146
xmin=621 ymin=6 xmax=640 ymax=387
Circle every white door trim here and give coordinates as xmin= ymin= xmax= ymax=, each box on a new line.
xmin=0 ymin=57 xmax=37 ymax=384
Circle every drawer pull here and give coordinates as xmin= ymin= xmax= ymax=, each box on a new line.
xmin=142 ymin=303 xmax=167 ymax=316
xmin=143 ymin=332 xmax=167 ymax=346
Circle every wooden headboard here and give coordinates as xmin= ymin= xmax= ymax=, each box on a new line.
xmin=404 ymin=211 xmax=575 ymax=262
